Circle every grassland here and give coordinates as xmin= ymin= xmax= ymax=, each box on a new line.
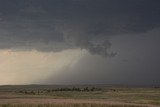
xmin=0 ymin=103 xmax=149 ymax=107
xmin=0 ymin=85 xmax=159 ymax=107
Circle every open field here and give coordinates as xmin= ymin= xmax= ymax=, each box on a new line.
xmin=0 ymin=85 xmax=160 ymax=107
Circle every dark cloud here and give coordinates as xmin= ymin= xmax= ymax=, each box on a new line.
xmin=0 ymin=0 xmax=160 ymax=85
xmin=45 ymin=29 xmax=160 ymax=85
xmin=0 ymin=0 xmax=160 ymax=57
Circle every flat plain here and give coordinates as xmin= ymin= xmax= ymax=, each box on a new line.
xmin=0 ymin=85 xmax=160 ymax=107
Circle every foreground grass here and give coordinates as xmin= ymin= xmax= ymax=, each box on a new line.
xmin=14 ymin=88 xmax=159 ymax=105
xmin=0 ymin=86 xmax=160 ymax=106
xmin=0 ymin=104 xmax=147 ymax=107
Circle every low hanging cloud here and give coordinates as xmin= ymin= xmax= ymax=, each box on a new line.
xmin=0 ymin=13 xmax=117 ymax=57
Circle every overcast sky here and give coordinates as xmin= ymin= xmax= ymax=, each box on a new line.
xmin=0 ymin=0 xmax=160 ymax=85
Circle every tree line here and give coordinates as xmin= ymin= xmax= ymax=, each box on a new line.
xmin=18 ymin=87 xmax=101 ymax=95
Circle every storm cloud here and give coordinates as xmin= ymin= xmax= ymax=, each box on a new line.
xmin=0 ymin=0 xmax=160 ymax=57
xmin=0 ymin=0 xmax=160 ymax=85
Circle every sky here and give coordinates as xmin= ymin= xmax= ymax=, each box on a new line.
xmin=0 ymin=0 xmax=160 ymax=85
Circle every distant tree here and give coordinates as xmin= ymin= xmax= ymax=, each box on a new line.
xmin=31 ymin=91 xmax=35 ymax=95
xmin=37 ymin=90 xmax=40 ymax=94
xmin=91 ymin=87 xmax=95 ymax=91
xmin=47 ymin=90 xmax=51 ymax=93
xmin=19 ymin=91 xmax=23 ymax=93
xmin=83 ymin=87 xmax=89 ymax=92
xmin=24 ymin=90 xmax=28 ymax=94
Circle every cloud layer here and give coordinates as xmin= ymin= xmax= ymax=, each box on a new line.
xmin=0 ymin=0 xmax=160 ymax=57
xmin=0 ymin=0 xmax=160 ymax=85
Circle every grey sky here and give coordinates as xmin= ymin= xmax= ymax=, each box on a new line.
xmin=0 ymin=0 xmax=160 ymax=85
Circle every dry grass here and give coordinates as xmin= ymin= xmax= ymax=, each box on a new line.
xmin=0 ymin=86 xmax=160 ymax=107
xmin=0 ymin=103 xmax=147 ymax=107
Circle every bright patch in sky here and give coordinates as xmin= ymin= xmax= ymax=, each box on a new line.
xmin=0 ymin=49 xmax=86 ymax=85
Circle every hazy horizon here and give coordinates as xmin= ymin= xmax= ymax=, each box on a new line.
xmin=0 ymin=0 xmax=160 ymax=85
